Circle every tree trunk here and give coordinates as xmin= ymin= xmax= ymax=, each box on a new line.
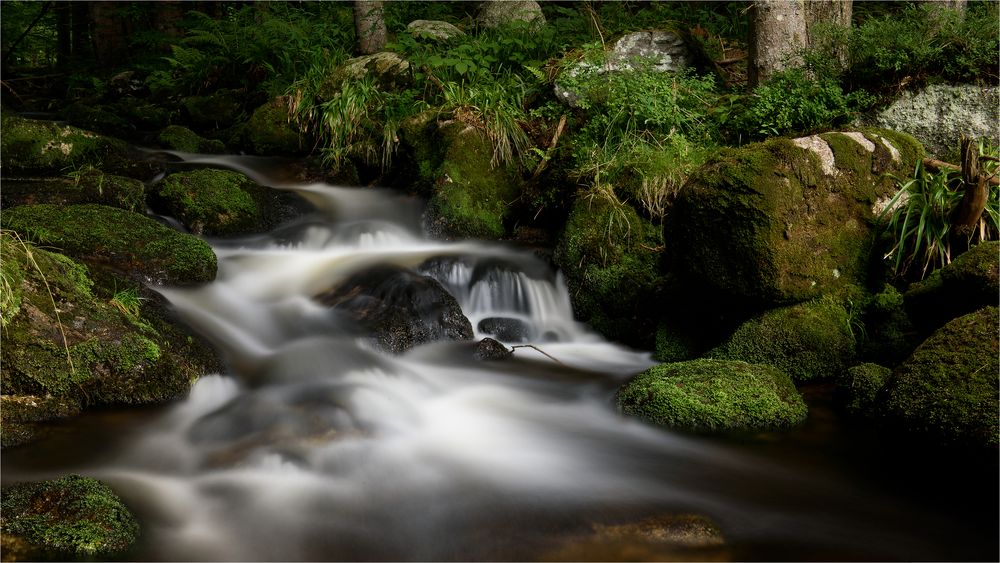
xmin=155 ymin=1 xmax=187 ymax=39
xmin=804 ymin=0 xmax=852 ymax=70
xmin=90 ymin=2 xmax=130 ymax=67
xmin=951 ymin=135 xmax=989 ymax=240
xmin=55 ymin=2 xmax=72 ymax=66
xmin=354 ymin=0 xmax=387 ymax=56
xmin=71 ymin=1 xmax=90 ymax=59
xmin=748 ymin=0 xmax=807 ymax=87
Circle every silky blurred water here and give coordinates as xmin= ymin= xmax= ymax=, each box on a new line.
xmin=2 ymin=154 xmax=995 ymax=561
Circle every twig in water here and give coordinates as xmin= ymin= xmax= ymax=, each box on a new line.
xmin=510 ymin=344 xmax=564 ymax=365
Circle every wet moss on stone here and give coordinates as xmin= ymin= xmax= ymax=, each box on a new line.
xmin=905 ymin=241 xmax=1000 ymax=332
xmin=158 ymin=125 xmax=226 ymax=154
xmin=881 ymin=306 xmax=999 ymax=449
xmin=424 ymin=122 xmax=519 ymax=240
xmin=0 ymin=112 xmax=130 ymax=177
xmin=0 ymin=475 xmax=139 ymax=560
xmin=708 ymin=298 xmax=856 ymax=382
xmin=1 ymin=204 xmax=217 ymax=286
xmin=839 ymin=362 xmax=892 ymax=416
xmin=244 ymin=98 xmax=302 ymax=155
xmin=1 ymin=170 xmax=145 ymax=213
xmin=154 ymin=169 xmax=263 ymax=236
xmin=553 ymin=190 xmax=664 ymax=347
xmin=182 ymin=88 xmax=242 ymax=130
xmin=616 ymin=359 xmax=807 ymax=434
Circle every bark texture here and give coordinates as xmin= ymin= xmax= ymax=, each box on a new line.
xmin=354 ymin=1 xmax=387 ymax=56
xmin=804 ymin=0 xmax=852 ymax=69
xmin=748 ymin=0 xmax=808 ymax=87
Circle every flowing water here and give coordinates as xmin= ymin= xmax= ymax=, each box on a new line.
xmin=2 ymin=154 xmax=996 ymax=561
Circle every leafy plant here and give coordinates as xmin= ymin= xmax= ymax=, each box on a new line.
xmin=110 ymin=286 xmax=143 ymax=319
xmin=880 ymin=140 xmax=1000 ymax=279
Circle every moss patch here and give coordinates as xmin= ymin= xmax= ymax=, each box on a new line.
xmin=881 ymin=306 xmax=999 ymax=449
xmin=553 ymin=189 xmax=665 ymax=347
xmin=666 ymin=130 xmax=922 ymax=305
xmin=158 ymin=125 xmax=226 ymax=154
xmin=708 ymin=298 xmax=856 ymax=382
xmin=424 ymin=122 xmax=520 ymax=240
xmin=244 ymin=97 xmax=302 ymax=155
xmin=839 ymin=362 xmax=892 ymax=416
xmin=616 ymin=359 xmax=807 ymax=434
xmin=1 ymin=475 xmax=139 ymax=560
xmin=905 ymin=241 xmax=1000 ymax=332
xmin=1 ymin=170 xmax=145 ymax=213
xmin=0 ymin=112 xmax=133 ymax=178
xmin=182 ymin=88 xmax=242 ymax=130
xmin=1 ymin=204 xmax=216 ymax=286
xmin=153 ymin=169 xmax=264 ymax=236
xmin=0 ymin=237 xmax=209 ymax=414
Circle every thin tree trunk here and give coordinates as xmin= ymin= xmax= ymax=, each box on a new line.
xmin=804 ymin=0 xmax=852 ymax=70
xmin=71 ymin=2 xmax=90 ymax=59
xmin=748 ymin=0 xmax=807 ymax=87
xmin=354 ymin=1 xmax=387 ymax=56
xmin=951 ymin=135 xmax=989 ymax=239
xmin=55 ymin=2 xmax=72 ymax=66
xmin=90 ymin=2 xmax=130 ymax=67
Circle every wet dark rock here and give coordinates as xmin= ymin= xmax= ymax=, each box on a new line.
xmin=474 ymin=337 xmax=512 ymax=361
xmin=478 ymin=317 xmax=532 ymax=343
xmin=316 ymin=265 xmax=473 ymax=354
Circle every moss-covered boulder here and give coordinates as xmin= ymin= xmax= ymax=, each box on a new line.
xmin=244 ymin=97 xmax=302 ymax=155
xmin=423 ymin=121 xmax=520 ymax=240
xmin=666 ymin=130 xmax=923 ymax=306
xmin=152 ymin=169 xmax=271 ymax=236
xmin=317 ymin=52 xmax=411 ymax=100
xmin=1 ymin=204 xmax=217 ymax=285
xmin=0 ymin=475 xmax=139 ymax=561
xmin=838 ymin=362 xmax=892 ymax=416
xmin=616 ymin=359 xmax=807 ymax=434
xmin=58 ymin=101 xmax=135 ymax=138
xmin=0 ymin=236 xmax=215 ymax=422
xmin=553 ymin=189 xmax=665 ymax=347
xmin=1 ymin=395 xmax=82 ymax=448
xmin=880 ymin=306 xmax=999 ymax=449
xmin=708 ymin=298 xmax=856 ymax=382
xmin=182 ymin=88 xmax=242 ymax=130
xmin=0 ymin=169 xmax=145 ymax=213
xmin=158 ymin=124 xmax=226 ymax=154
xmin=904 ymin=241 xmax=1000 ymax=333
xmin=857 ymin=283 xmax=919 ymax=366
xmin=0 ymin=113 xmax=151 ymax=179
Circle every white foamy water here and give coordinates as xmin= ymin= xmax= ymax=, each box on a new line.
xmin=3 ymin=153 xmax=991 ymax=561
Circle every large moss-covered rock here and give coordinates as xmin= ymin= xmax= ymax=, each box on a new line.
xmin=406 ymin=19 xmax=465 ymax=42
xmin=0 ymin=113 xmax=149 ymax=179
xmin=318 ymin=52 xmax=411 ymax=100
xmin=0 ymin=170 xmax=145 ymax=213
xmin=182 ymin=88 xmax=242 ymax=130
xmin=838 ymin=362 xmax=892 ymax=416
xmin=244 ymin=97 xmax=302 ymax=155
xmin=0 ymin=237 xmax=213 ymax=433
xmin=553 ymin=190 xmax=665 ymax=347
xmin=1 ymin=204 xmax=217 ymax=285
xmin=616 ymin=359 xmax=807 ymax=434
xmin=904 ymin=241 xmax=1000 ymax=332
xmin=880 ymin=306 xmax=999 ymax=449
xmin=153 ymin=169 xmax=268 ymax=236
xmin=708 ymin=298 xmax=856 ymax=382
xmin=476 ymin=0 xmax=545 ymax=29
xmin=423 ymin=122 xmax=520 ymax=240
xmin=0 ymin=475 xmax=139 ymax=561
xmin=158 ymin=124 xmax=226 ymax=154
xmin=666 ymin=130 xmax=923 ymax=305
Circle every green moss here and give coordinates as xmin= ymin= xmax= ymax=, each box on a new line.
xmin=158 ymin=125 xmax=226 ymax=154
xmin=425 ymin=122 xmax=519 ymax=240
xmin=905 ymin=241 xmax=1000 ymax=331
xmin=0 ymin=112 xmax=130 ymax=177
xmin=553 ymin=189 xmax=665 ymax=347
xmin=653 ymin=320 xmax=699 ymax=363
xmin=666 ymin=131 xmax=922 ymax=304
xmin=154 ymin=169 xmax=262 ymax=236
xmin=1 ymin=475 xmax=139 ymax=560
xmin=859 ymin=283 xmax=919 ymax=366
xmin=616 ymin=359 xmax=808 ymax=434
xmin=709 ymin=298 xmax=856 ymax=382
xmin=183 ymin=89 xmax=242 ymax=129
xmin=245 ymin=98 xmax=302 ymax=155
xmin=112 ymin=96 xmax=174 ymax=130
xmin=882 ymin=306 xmax=999 ymax=449
xmin=1 ymin=235 xmax=27 ymax=326
xmin=1 ymin=204 xmax=216 ymax=285
xmin=58 ymin=101 xmax=135 ymax=138
xmin=839 ymin=362 xmax=892 ymax=416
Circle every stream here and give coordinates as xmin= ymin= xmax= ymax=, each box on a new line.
xmin=2 ymin=154 xmax=996 ymax=561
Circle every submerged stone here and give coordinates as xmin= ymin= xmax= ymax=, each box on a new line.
xmin=315 ymin=264 xmax=473 ymax=354
xmin=616 ymin=359 xmax=807 ymax=434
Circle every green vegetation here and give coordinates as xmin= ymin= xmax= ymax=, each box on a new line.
xmin=881 ymin=306 xmax=999 ymax=449
xmin=1 ymin=475 xmax=139 ymax=560
xmin=1 ymin=204 xmax=217 ymax=285
xmin=616 ymin=359 xmax=807 ymax=434
xmin=158 ymin=125 xmax=226 ymax=153
xmin=154 ymin=169 xmax=263 ymax=236
xmin=839 ymin=363 xmax=892 ymax=416
xmin=709 ymin=298 xmax=857 ymax=382
xmin=879 ymin=139 xmax=999 ymax=280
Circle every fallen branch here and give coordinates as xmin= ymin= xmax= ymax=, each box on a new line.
xmin=923 ymin=157 xmax=1000 ymax=186
xmin=531 ymin=114 xmax=567 ymax=180
xmin=510 ymin=344 xmax=564 ymax=365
